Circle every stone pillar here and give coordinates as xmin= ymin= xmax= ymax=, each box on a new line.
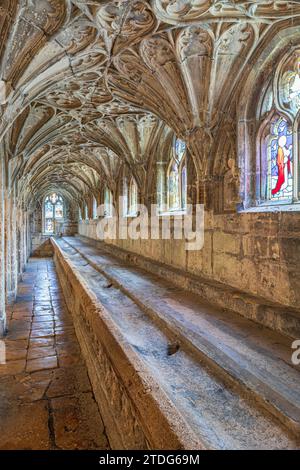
xmin=23 ymin=210 xmax=29 ymax=267
xmin=5 ymin=186 xmax=13 ymax=305
xmin=10 ymin=185 xmax=18 ymax=299
xmin=63 ymin=201 xmax=78 ymax=235
xmin=0 ymin=158 xmax=6 ymax=336
xmin=5 ymin=182 xmax=18 ymax=304
xmin=18 ymin=206 xmax=26 ymax=276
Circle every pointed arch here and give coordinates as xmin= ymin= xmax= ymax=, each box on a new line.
xmin=166 ymin=137 xmax=187 ymax=212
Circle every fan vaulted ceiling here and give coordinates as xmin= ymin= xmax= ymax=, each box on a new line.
xmin=1 ymin=0 xmax=300 ymax=207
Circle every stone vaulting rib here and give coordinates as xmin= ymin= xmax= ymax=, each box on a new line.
xmin=0 ymin=0 xmax=299 ymax=212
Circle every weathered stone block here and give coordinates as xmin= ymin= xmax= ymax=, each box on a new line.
xmin=214 ymin=231 xmax=241 ymax=255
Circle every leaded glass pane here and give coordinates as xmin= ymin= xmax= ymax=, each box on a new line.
xmin=281 ymin=58 xmax=300 ymax=115
xmin=45 ymin=201 xmax=53 ymax=219
xmin=45 ymin=218 xmax=54 ymax=234
xmin=50 ymin=193 xmax=58 ymax=204
xmin=44 ymin=194 xmax=64 ymax=233
xmin=268 ymin=117 xmax=293 ymax=201
xmin=55 ymin=201 xmax=63 ymax=218
xmin=168 ymin=162 xmax=180 ymax=210
xmin=175 ymin=139 xmax=186 ymax=163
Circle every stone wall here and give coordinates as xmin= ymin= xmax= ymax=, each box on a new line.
xmin=79 ymin=210 xmax=300 ymax=311
xmin=31 ymin=235 xmax=53 ymax=257
xmin=29 ymin=199 xmax=78 ymax=256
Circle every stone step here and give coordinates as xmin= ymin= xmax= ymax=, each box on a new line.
xmin=54 ymin=237 xmax=300 ymax=449
xmin=63 ymin=236 xmax=300 ymax=438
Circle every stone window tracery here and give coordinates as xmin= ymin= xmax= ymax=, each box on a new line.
xmin=258 ymin=51 xmax=300 ymax=204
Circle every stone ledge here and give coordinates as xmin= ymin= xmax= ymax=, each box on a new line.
xmin=51 ymin=238 xmax=204 ymax=450
xmin=77 ymin=236 xmax=300 ymax=339
xmin=61 ymin=236 xmax=300 ymax=437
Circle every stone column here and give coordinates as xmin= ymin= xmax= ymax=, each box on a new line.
xmin=5 ymin=181 xmax=18 ymax=304
xmin=10 ymin=184 xmax=18 ymax=299
xmin=0 ymin=157 xmax=6 ymax=336
xmin=23 ymin=210 xmax=29 ymax=267
xmin=17 ymin=206 xmax=26 ymax=277
xmin=63 ymin=201 xmax=78 ymax=235
xmin=5 ymin=190 xmax=12 ymax=302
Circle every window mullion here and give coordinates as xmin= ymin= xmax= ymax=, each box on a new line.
xmin=293 ymin=126 xmax=299 ymax=201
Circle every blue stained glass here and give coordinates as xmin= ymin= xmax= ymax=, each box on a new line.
xmin=55 ymin=201 xmax=63 ymax=218
xmin=175 ymin=139 xmax=186 ymax=162
xmin=45 ymin=201 xmax=53 ymax=219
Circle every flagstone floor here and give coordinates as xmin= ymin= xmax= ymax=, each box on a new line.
xmin=0 ymin=258 xmax=110 ymax=450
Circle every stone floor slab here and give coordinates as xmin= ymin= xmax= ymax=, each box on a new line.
xmin=51 ymin=393 xmax=109 ymax=450
xmin=0 ymin=258 xmax=110 ymax=450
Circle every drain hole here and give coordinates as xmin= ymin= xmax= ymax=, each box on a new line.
xmin=167 ymin=341 xmax=180 ymax=356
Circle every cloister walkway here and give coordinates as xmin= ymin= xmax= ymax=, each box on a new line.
xmin=0 ymin=258 xmax=109 ymax=450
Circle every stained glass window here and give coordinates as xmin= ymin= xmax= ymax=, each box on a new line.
xmin=50 ymin=193 xmax=59 ymax=204
xmin=45 ymin=219 xmax=54 ymax=234
xmin=258 ymin=52 xmax=300 ymax=205
xmin=45 ymin=201 xmax=53 ymax=219
xmin=44 ymin=194 xmax=64 ymax=233
xmin=268 ymin=117 xmax=293 ymax=201
xmin=175 ymin=139 xmax=186 ymax=162
xmin=55 ymin=201 xmax=63 ymax=218
xmin=281 ymin=58 xmax=300 ymax=116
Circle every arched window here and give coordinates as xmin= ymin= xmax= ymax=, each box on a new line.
xmin=84 ymin=203 xmax=88 ymax=220
xmin=258 ymin=51 xmax=300 ymax=204
xmin=157 ymin=164 xmax=166 ymax=212
xmin=44 ymin=193 xmax=64 ymax=234
xmin=167 ymin=138 xmax=187 ymax=211
xmin=104 ymin=186 xmax=113 ymax=217
xmin=122 ymin=178 xmax=128 ymax=216
xmin=122 ymin=176 xmax=138 ymax=217
xmin=128 ymin=177 xmax=138 ymax=216
xmin=93 ymin=197 xmax=98 ymax=219
xmin=261 ymin=115 xmax=293 ymax=201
